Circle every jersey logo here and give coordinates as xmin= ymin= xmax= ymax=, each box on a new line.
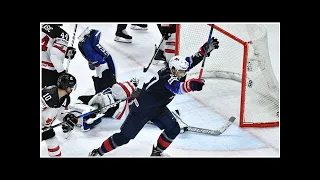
xmin=96 ymin=43 xmax=110 ymax=56
xmin=42 ymin=24 xmax=53 ymax=32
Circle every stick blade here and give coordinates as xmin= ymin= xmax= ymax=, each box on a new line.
xmin=143 ymin=67 xmax=148 ymax=72
xmin=229 ymin=116 xmax=236 ymax=123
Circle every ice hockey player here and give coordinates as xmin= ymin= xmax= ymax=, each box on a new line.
xmin=88 ymin=36 xmax=219 ymax=157
xmin=68 ymin=78 xmax=139 ymax=132
xmin=114 ymin=24 xmax=132 ymax=43
xmin=152 ymin=24 xmax=177 ymax=66
xmin=69 ymin=27 xmax=139 ymax=131
xmin=41 ymin=73 xmax=78 ymax=157
xmin=41 ymin=24 xmax=77 ymax=88
xmin=78 ymin=27 xmax=117 ymax=95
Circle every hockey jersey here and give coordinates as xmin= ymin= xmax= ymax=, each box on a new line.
xmin=41 ymin=85 xmax=70 ymax=126
xmin=78 ymin=29 xmax=116 ymax=77
xmin=41 ymin=24 xmax=69 ymax=73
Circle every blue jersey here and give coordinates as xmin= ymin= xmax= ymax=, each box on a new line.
xmin=132 ymin=53 xmax=205 ymax=116
xmin=78 ymin=30 xmax=116 ymax=76
xmin=133 ymin=67 xmax=190 ymax=116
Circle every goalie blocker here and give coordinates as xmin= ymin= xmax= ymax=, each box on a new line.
xmin=68 ymin=79 xmax=138 ymax=131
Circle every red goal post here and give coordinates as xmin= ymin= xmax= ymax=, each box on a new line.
xmin=175 ymin=24 xmax=279 ymax=128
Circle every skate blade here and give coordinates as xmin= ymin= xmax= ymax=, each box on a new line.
xmin=130 ymin=25 xmax=148 ymax=30
xmin=114 ymin=36 xmax=132 ymax=43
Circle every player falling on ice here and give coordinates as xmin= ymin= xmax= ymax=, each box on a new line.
xmin=67 ymin=27 xmax=139 ymax=132
xmin=88 ymin=36 xmax=219 ymax=157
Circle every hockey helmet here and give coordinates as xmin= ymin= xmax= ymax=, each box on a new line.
xmin=169 ymin=56 xmax=189 ymax=71
xmin=57 ymin=73 xmax=77 ymax=90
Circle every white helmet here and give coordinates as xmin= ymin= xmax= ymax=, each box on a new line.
xmin=168 ymin=56 xmax=189 ymax=71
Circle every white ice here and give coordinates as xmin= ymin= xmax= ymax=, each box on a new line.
xmin=40 ymin=23 xmax=280 ymax=157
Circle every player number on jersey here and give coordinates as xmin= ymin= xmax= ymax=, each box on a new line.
xmin=43 ymin=93 xmax=52 ymax=101
xmin=42 ymin=35 xmax=49 ymax=51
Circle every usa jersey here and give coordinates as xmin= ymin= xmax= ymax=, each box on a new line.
xmin=133 ymin=68 xmax=188 ymax=115
xmin=41 ymin=24 xmax=69 ymax=73
xmin=78 ymin=29 xmax=116 ymax=77
xmin=133 ymin=53 xmax=205 ymax=115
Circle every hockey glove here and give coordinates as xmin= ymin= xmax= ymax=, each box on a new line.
xmin=187 ymin=78 xmax=205 ymax=91
xmin=88 ymin=62 xmax=96 ymax=70
xmin=163 ymin=32 xmax=171 ymax=40
xmin=199 ymin=37 xmax=219 ymax=57
xmin=161 ymin=25 xmax=176 ymax=40
xmin=130 ymin=78 xmax=139 ymax=88
xmin=65 ymin=47 xmax=77 ymax=60
xmin=62 ymin=113 xmax=78 ymax=133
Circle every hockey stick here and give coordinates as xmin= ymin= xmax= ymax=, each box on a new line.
xmin=146 ymin=109 xmax=235 ymax=136
xmin=180 ymin=117 xmax=236 ymax=136
xmin=198 ymin=24 xmax=214 ymax=79
xmin=42 ymin=97 xmax=127 ymax=132
xmin=66 ymin=24 xmax=78 ymax=72
xmin=172 ymin=110 xmax=235 ymax=136
xmin=143 ymin=36 xmax=165 ymax=72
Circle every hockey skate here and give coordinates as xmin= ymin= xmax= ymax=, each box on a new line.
xmin=114 ymin=29 xmax=132 ymax=43
xmin=152 ymin=46 xmax=167 ymax=66
xmin=130 ymin=24 xmax=148 ymax=30
xmin=150 ymin=146 xmax=170 ymax=157
xmin=88 ymin=148 xmax=103 ymax=156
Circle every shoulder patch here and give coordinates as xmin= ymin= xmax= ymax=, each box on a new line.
xmin=42 ymin=24 xmax=69 ymax=41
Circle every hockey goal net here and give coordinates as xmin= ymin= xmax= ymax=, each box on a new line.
xmin=175 ymin=24 xmax=279 ymax=127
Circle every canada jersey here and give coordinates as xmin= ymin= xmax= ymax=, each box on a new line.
xmin=41 ymin=24 xmax=69 ymax=72
xmin=41 ymin=85 xmax=70 ymax=110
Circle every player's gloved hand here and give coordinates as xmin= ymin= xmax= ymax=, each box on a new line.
xmin=199 ymin=37 xmax=219 ymax=57
xmin=88 ymin=62 xmax=96 ymax=70
xmin=62 ymin=113 xmax=78 ymax=133
xmin=163 ymin=32 xmax=171 ymax=40
xmin=65 ymin=47 xmax=77 ymax=59
xmin=186 ymin=78 xmax=205 ymax=91
xmin=130 ymin=78 xmax=139 ymax=88
xmin=161 ymin=25 xmax=175 ymax=40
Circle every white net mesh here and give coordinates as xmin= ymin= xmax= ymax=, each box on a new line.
xmin=177 ymin=24 xmax=279 ymax=127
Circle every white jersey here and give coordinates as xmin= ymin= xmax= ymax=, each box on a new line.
xmin=41 ymin=24 xmax=69 ymax=73
xmin=41 ymin=86 xmax=70 ymax=127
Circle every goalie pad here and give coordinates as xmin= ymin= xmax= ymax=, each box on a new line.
xmin=111 ymin=81 xmax=136 ymax=100
xmin=88 ymin=93 xmax=116 ymax=114
xmin=67 ymin=103 xmax=103 ymax=131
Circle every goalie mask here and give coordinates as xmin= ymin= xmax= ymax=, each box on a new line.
xmin=168 ymin=56 xmax=189 ymax=78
